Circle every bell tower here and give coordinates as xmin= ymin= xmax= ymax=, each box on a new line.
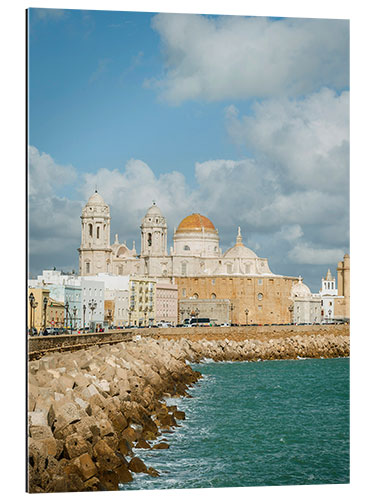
xmin=78 ymin=191 xmax=112 ymax=275
xmin=140 ymin=202 xmax=168 ymax=257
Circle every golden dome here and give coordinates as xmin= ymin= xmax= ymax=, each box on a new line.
xmin=176 ymin=213 xmax=216 ymax=233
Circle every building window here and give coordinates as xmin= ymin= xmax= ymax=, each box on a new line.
xmin=86 ymin=262 xmax=90 ymax=274
xmin=258 ymin=293 xmax=263 ymax=301
xmin=245 ymin=264 xmax=250 ymax=274
xmin=182 ymin=288 xmax=186 ymax=297
xmin=97 ymin=226 xmax=100 ymax=239
xmin=258 ymin=279 xmax=263 ymax=285
xmin=211 ymin=293 xmax=216 ymax=299
xmin=193 ymin=293 xmax=199 ymax=299
xmin=89 ymin=224 xmax=93 ymax=237
xmin=181 ymin=262 xmax=187 ymax=275
xmin=148 ymin=233 xmax=152 ymax=246
xmin=184 ymin=245 xmax=190 ymax=251
xmin=212 ymin=279 xmax=216 ymax=285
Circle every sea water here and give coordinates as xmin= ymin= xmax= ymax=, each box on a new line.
xmin=120 ymin=358 xmax=349 ymax=490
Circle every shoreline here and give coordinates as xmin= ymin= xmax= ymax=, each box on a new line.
xmin=28 ymin=330 xmax=349 ymax=492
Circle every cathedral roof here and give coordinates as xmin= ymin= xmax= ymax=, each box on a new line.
xmin=86 ymin=191 xmax=107 ymax=206
xmin=176 ymin=213 xmax=216 ymax=233
xmin=291 ymin=277 xmax=312 ymax=298
xmin=223 ymin=227 xmax=258 ymax=259
xmin=145 ymin=202 xmax=163 ymax=217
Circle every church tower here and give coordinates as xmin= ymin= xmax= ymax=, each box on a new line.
xmin=140 ymin=202 xmax=168 ymax=257
xmin=78 ymin=191 xmax=112 ymax=275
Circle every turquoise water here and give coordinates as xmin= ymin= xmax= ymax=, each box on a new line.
xmin=120 ymin=358 xmax=349 ymax=490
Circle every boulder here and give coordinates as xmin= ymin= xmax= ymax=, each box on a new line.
xmin=115 ymin=463 xmax=133 ymax=483
xmin=128 ymin=457 xmax=147 ymax=473
xmin=93 ymin=439 xmax=123 ymax=471
xmin=152 ymin=442 xmax=169 ymax=450
xmin=74 ymin=453 xmax=97 ymax=480
xmin=29 ymin=425 xmax=53 ymax=440
xmin=64 ymin=433 xmax=90 ymax=459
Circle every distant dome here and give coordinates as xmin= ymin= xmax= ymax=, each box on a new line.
xmin=86 ymin=191 xmax=107 ymax=206
xmin=223 ymin=227 xmax=257 ymax=259
xmin=145 ymin=202 xmax=163 ymax=217
xmin=291 ymin=277 xmax=312 ymax=298
xmin=176 ymin=213 xmax=216 ymax=234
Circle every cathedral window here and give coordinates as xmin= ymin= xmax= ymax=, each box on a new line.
xmin=258 ymin=293 xmax=263 ymax=301
xmin=97 ymin=226 xmax=100 ymax=239
xmin=86 ymin=262 xmax=90 ymax=274
xmin=245 ymin=264 xmax=250 ymax=274
xmin=89 ymin=224 xmax=93 ymax=237
xmin=181 ymin=262 xmax=187 ymax=275
xmin=148 ymin=233 xmax=152 ymax=246
xmin=184 ymin=245 xmax=190 ymax=251
xmin=193 ymin=293 xmax=199 ymax=299
xmin=211 ymin=293 xmax=216 ymax=299
xmin=182 ymin=288 xmax=186 ymax=297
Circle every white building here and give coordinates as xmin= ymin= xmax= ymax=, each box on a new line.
xmin=28 ymin=270 xmax=105 ymax=329
xmin=78 ymin=193 xmax=277 ymax=280
xmin=290 ymin=277 xmax=321 ymax=325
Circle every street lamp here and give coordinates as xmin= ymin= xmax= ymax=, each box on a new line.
xmin=73 ymin=306 xmax=77 ymax=330
xmin=230 ymin=303 xmax=235 ymax=325
xmin=65 ymin=301 xmax=73 ymax=334
xmin=29 ymin=292 xmax=37 ymax=332
xmin=43 ymin=296 xmax=48 ymax=331
xmin=245 ymin=308 xmax=249 ymax=326
xmin=88 ymin=299 xmax=97 ymax=332
xmin=83 ymin=303 xmax=86 ymax=331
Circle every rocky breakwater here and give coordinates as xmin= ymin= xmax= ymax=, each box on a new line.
xmin=28 ymin=337 xmax=201 ymax=493
xmin=174 ymin=332 xmax=350 ymax=362
xmin=28 ymin=332 xmax=349 ymax=493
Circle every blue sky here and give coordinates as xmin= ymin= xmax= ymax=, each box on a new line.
xmin=28 ymin=8 xmax=350 ymax=292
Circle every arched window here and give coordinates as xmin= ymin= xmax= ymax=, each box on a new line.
xmin=184 ymin=245 xmax=190 ymax=251
xmin=193 ymin=293 xmax=199 ymax=299
xmin=86 ymin=262 xmax=90 ymax=274
xmin=89 ymin=224 xmax=93 ymax=237
xmin=181 ymin=262 xmax=187 ymax=275
xmin=97 ymin=226 xmax=100 ymax=239
xmin=148 ymin=233 xmax=152 ymax=246
xmin=211 ymin=293 xmax=216 ymax=299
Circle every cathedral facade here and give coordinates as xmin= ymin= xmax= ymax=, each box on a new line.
xmin=78 ymin=191 xmax=279 ymax=281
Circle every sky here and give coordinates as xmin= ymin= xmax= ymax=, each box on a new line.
xmin=27 ymin=7 xmax=350 ymax=292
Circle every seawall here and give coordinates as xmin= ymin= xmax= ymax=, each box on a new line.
xmin=28 ymin=328 xmax=349 ymax=492
xmin=28 ymin=324 xmax=349 ymax=357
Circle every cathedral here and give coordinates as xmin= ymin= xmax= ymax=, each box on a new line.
xmin=78 ymin=191 xmax=277 ymax=280
xmin=78 ymin=191 xmax=302 ymax=324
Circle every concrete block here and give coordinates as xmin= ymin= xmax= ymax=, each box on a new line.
xmin=29 ymin=410 xmax=48 ymax=427
xmin=29 ymin=425 xmax=53 ymax=440
xmin=50 ymin=401 xmax=81 ymax=432
xmin=80 ymin=384 xmax=100 ymax=401
xmin=65 ymin=433 xmax=90 ymax=459
xmin=74 ymin=453 xmax=97 ymax=481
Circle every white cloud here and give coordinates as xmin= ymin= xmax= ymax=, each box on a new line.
xmin=151 ymin=14 xmax=349 ymax=104
xmin=288 ymin=243 xmax=346 ymax=265
xmin=28 ymin=147 xmax=80 ymax=274
xmin=28 ymin=145 xmax=77 ymax=197
xmin=29 ymin=148 xmax=349 ymax=288
xmin=226 ymin=88 xmax=349 ymax=194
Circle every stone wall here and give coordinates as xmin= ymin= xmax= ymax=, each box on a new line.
xmin=29 ymin=324 xmax=349 ymax=357
xmin=176 ymin=275 xmax=298 ymax=324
